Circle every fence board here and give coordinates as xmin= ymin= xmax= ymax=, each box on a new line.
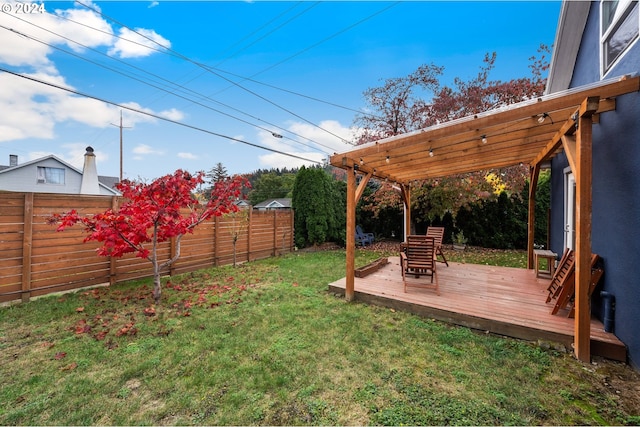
xmin=0 ymin=192 xmax=294 ymax=302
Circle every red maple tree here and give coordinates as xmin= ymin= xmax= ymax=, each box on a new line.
xmin=49 ymin=169 xmax=249 ymax=304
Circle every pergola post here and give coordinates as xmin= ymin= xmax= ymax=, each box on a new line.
xmin=401 ymin=184 xmax=411 ymax=240
xmin=527 ymin=164 xmax=541 ymax=269
xmin=345 ymin=165 xmax=372 ymax=302
xmin=574 ymin=96 xmax=598 ymax=362
xmin=345 ymin=166 xmax=356 ymax=301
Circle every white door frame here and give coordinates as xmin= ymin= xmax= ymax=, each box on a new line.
xmin=564 ymin=167 xmax=576 ymax=250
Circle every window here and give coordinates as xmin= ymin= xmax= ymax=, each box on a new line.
xmin=601 ymin=0 xmax=639 ymax=75
xmin=37 ymin=167 xmax=65 ymax=184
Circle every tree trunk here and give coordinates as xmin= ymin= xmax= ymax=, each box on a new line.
xmin=233 ymin=238 xmax=238 ymax=268
xmin=152 ymin=259 xmax=162 ymax=304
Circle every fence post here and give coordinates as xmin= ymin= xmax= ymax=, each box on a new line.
xmin=21 ymin=193 xmax=34 ymax=302
xmin=247 ymin=208 xmax=253 ymax=262
xmin=273 ymin=210 xmax=278 ymax=256
xmin=214 ymin=215 xmax=219 ymax=266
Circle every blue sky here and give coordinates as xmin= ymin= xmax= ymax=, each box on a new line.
xmin=0 ymin=1 xmax=561 ymax=181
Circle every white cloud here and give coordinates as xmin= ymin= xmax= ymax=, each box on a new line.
xmin=148 ymin=1 xmax=159 ymax=8
xmin=255 ymin=120 xmax=359 ymax=169
xmin=178 ymin=152 xmax=197 ymax=160
xmin=108 ymin=27 xmax=171 ymax=59
xmin=0 ymin=2 xmax=178 ymax=145
xmin=159 ymin=108 xmax=184 ymax=121
xmin=132 ymin=144 xmax=165 ymax=159
xmin=28 ymin=143 xmax=109 ymax=170
xmin=258 ymin=151 xmax=328 ymax=170
xmin=0 ymin=1 xmax=114 ymax=67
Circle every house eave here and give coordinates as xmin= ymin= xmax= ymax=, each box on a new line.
xmin=545 ymin=1 xmax=591 ymax=94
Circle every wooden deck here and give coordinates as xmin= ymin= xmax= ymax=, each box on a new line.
xmin=328 ymin=257 xmax=626 ymax=362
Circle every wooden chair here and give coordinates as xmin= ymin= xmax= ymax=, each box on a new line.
xmin=546 ymin=249 xmax=603 ymax=317
xmin=546 ymin=248 xmax=573 ymax=303
xmin=426 ymin=226 xmax=448 ymax=266
xmin=400 ymin=235 xmax=439 ymax=295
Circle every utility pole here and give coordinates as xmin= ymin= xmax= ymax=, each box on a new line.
xmin=111 ymin=111 xmax=131 ymax=182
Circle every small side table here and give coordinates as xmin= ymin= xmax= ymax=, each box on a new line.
xmin=534 ymin=249 xmax=558 ymax=279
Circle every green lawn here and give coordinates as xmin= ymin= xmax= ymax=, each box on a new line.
xmin=1 ymin=248 xmax=638 ymax=425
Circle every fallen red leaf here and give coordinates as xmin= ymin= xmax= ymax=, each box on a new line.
xmin=115 ymin=322 xmax=136 ymax=337
xmin=54 ymin=352 xmax=66 ymax=360
xmin=143 ymin=306 xmax=156 ymax=316
xmin=60 ymin=362 xmax=77 ymax=371
xmin=74 ymin=319 xmax=91 ymax=334
xmin=75 ymin=307 xmax=85 ymax=312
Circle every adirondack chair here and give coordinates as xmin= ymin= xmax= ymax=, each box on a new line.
xmin=546 ymin=249 xmax=603 ymax=316
xmin=356 ymin=225 xmax=374 ymax=246
xmin=400 ymin=235 xmax=439 ymax=295
xmin=546 ymin=248 xmax=574 ymax=303
xmin=426 ymin=226 xmax=449 ymax=266
xmin=553 ymin=253 xmax=602 ymax=317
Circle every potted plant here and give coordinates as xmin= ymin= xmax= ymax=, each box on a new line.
xmin=452 ymin=231 xmax=467 ymax=250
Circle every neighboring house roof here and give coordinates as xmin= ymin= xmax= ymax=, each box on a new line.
xmin=545 ymin=1 xmax=591 ymax=94
xmin=98 ymin=175 xmax=120 ymax=190
xmin=253 ymin=198 xmax=292 ymax=209
xmin=0 ymin=154 xmax=119 ymax=195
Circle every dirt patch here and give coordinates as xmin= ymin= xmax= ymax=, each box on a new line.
xmin=588 ymin=357 xmax=640 ymax=418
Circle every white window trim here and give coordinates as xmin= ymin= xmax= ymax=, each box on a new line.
xmin=600 ymin=0 xmax=640 ymax=78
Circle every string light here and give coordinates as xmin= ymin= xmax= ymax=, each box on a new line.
xmin=537 ymin=112 xmax=554 ymax=124
xmin=481 ymin=135 xmax=487 ymax=144
xmin=386 ymin=156 xmax=390 ymax=164
xmin=429 ymin=149 xmax=434 ymax=157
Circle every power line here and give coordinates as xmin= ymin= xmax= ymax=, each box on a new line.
xmin=74 ymin=0 xmax=356 ymax=145
xmin=49 ymin=3 xmax=384 ymax=123
xmin=0 ymin=67 xmax=325 ymax=165
xmin=0 ymin=16 xmax=335 ymax=154
xmin=212 ymin=2 xmax=319 ymax=69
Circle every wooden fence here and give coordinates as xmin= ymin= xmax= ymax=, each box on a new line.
xmin=0 ymin=192 xmax=294 ymax=303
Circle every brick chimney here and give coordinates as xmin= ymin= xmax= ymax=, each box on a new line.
xmin=80 ymin=146 xmax=100 ymax=195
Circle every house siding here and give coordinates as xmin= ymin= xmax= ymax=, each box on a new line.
xmin=0 ymin=158 xmax=117 ymax=196
xmin=550 ymin=2 xmax=640 ymax=368
xmin=0 ymin=159 xmax=83 ymax=194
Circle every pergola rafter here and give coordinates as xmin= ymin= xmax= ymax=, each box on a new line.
xmin=330 ymin=75 xmax=640 ymax=363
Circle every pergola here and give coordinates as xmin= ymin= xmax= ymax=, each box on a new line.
xmin=329 ymin=74 xmax=640 ymax=362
